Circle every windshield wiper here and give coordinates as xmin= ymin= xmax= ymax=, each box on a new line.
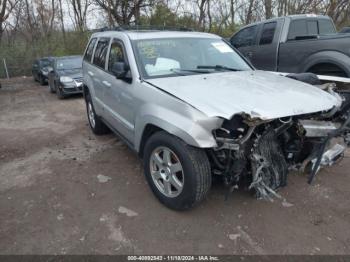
xmin=197 ymin=65 xmax=242 ymax=72
xmin=170 ymin=68 xmax=212 ymax=75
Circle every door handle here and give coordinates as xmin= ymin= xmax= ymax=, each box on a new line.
xmin=88 ymin=71 xmax=94 ymax=76
xmin=246 ymin=52 xmax=253 ymax=58
xmin=102 ymin=81 xmax=111 ymax=88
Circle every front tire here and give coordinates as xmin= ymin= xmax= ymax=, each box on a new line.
xmin=143 ymin=131 xmax=211 ymax=210
xmin=49 ymin=80 xmax=55 ymax=93
xmin=56 ymin=85 xmax=66 ymax=99
xmin=39 ymin=75 xmax=46 ymax=85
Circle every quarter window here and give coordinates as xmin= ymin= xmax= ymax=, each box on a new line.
xmin=84 ymin=38 xmax=97 ymax=62
xmin=93 ymin=38 xmax=110 ymax=69
xmin=318 ymin=19 xmax=336 ymax=34
xmin=108 ymin=40 xmax=125 ymax=72
xmin=288 ymin=20 xmax=307 ymax=40
xmin=307 ymin=21 xmax=318 ymax=35
xmin=259 ymin=22 xmax=276 ymax=45
xmin=288 ymin=19 xmax=332 ymax=40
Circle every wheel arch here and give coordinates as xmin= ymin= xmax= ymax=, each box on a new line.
xmin=135 ymin=109 xmax=221 ymax=158
xmin=301 ymin=51 xmax=350 ymax=77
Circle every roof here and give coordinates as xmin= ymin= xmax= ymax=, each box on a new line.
xmin=55 ymin=55 xmax=82 ymax=60
xmin=92 ymin=30 xmax=220 ymax=40
xmin=240 ymin=14 xmax=331 ymax=28
xmin=287 ymin=14 xmax=330 ymax=20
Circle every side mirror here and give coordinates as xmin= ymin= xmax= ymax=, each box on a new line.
xmin=111 ymin=62 xmax=130 ymax=80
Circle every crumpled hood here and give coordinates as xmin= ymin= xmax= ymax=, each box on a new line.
xmin=147 ymin=70 xmax=341 ymax=120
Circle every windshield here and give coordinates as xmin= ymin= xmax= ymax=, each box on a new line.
xmin=56 ymin=57 xmax=82 ymax=70
xmin=133 ymin=38 xmax=252 ymax=78
xmin=40 ymin=59 xmax=51 ymax=67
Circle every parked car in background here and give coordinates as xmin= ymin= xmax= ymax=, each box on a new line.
xmin=48 ymin=56 xmax=83 ymax=99
xmin=82 ymin=29 xmax=350 ymax=210
xmin=230 ymin=14 xmax=350 ymax=77
xmin=339 ymin=27 xmax=350 ymax=33
xmin=32 ymin=57 xmax=54 ymax=85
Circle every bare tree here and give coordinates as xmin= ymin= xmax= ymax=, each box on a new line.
xmin=0 ymin=0 xmax=18 ymax=43
xmin=94 ymin=0 xmax=152 ymax=26
xmin=69 ymin=0 xmax=89 ymax=31
xmin=230 ymin=0 xmax=235 ymax=25
xmin=196 ymin=0 xmax=207 ymax=29
xmin=264 ymin=0 xmax=272 ymax=19
xmin=35 ymin=0 xmax=56 ymax=36
xmin=58 ymin=0 xmax=66 ymax=46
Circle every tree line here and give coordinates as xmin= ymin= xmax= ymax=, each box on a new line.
xmin=0 ymin=0 xmax=350 ymax=77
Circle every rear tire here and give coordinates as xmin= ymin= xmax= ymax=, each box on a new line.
xmin=85 ymin=91 xmax=110 ymax=135
xmin=143 ymin=131 xmax=211 ymax=210
xmin=39 ymin=75 xmax=46 ymax=85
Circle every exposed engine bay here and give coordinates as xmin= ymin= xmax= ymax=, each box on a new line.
xmin=209 ymin=73 xmax=350 ymax=200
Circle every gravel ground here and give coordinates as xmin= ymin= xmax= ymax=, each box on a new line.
xmin=0 ymin=77 xmax=350 ymax=255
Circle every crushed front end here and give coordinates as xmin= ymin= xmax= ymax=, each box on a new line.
xmin=208 ymin=75 xmax=350 ymax=200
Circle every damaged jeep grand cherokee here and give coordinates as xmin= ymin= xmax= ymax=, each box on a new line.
xmin=83 ymin=29 xmax=350 ymax=210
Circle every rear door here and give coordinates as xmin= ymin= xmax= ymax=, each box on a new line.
xmin=102 ymin=38 xmax=134 ymax=142
xmin=252 ymin=21 xmax=281 ymax=71
xmin=230 ymin=25 xmax=259 ymax=63
xmin=90 ymin=37 xmax=110 ymax=114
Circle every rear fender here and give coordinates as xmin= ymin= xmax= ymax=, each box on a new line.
xmin=302 ymin=51 xmax=350 ymax=76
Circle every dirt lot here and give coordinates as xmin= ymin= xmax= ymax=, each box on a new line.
xmin=0 ymin=77 xmax=350 ymax=255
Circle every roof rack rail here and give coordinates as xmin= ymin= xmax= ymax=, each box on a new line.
xmin=94 ymin=25 xmax=194 ymax=32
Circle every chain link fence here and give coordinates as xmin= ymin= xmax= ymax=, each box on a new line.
xmin=0 ymin=56 xmax=33 ymax=79
xmin=0 ymin=31 xmax=90 ymax=79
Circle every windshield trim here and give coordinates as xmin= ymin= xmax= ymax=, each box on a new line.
xmin=131 ymin=37 xmax=254 ymax=80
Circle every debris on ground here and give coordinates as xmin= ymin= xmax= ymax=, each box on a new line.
xmin=118 ymin=206 xmax=138 ymax=217
xmin=57 ymin=214 xmax=64 ymax=221
xmin=97 ymin=174 xmax=112 ymax=183
xmin=281 ymin=199 xmax=294 ymax=208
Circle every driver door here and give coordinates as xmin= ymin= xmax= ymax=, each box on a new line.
xmin=230 ymin=25 xmax=258 ymax=63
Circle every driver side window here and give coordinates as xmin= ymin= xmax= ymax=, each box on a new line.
xmin=108 ymin=40 xmax=125 ymax=73
xmin=231 ymin=26 xmax=257 ymax=48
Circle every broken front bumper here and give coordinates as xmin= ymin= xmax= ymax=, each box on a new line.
xmin=298 ymin=115 xmax=350 ymax=184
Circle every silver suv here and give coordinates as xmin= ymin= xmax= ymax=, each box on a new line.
xmin=83 ymin=29 xmax=350 ymax=210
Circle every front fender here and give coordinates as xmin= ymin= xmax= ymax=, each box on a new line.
xmin=134 ymin=103 xmax=223 ymax=152
xmin=301 ymin=51 xmax=350 ymax=76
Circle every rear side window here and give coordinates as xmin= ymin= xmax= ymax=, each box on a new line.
xmin=307 ymin=21 xmax=318 ymax=35
xmin=319 ymin=19 xmax=336 ymax=34
xmin=288 ymin=20 xmax=307 ymax=40
xmin=259 ymin=22 xmax=276 ymax=45
xmin=288 ymin=18 xmax=336 ymax=40
xmin=84 ymin=38 xmax=97 ymax=62
xmin=231 ymin=26 xmax=258 ymax=48
xmin=93 ymin=38 xmax=110 ymax=69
